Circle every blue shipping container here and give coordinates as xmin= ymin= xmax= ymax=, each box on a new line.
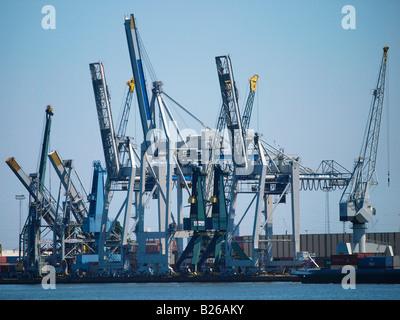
xmin=358 ymin=256 xmax=393 ymax=269
xmin=6 ymin=256 xmax=19 ymax=263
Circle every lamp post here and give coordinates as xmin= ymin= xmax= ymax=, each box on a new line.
xmin=15 ymin=195 xmax=25 ymax=235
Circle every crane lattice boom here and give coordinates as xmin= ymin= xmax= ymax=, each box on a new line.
xmin=340 ymin=46 xmax=389 ymax=224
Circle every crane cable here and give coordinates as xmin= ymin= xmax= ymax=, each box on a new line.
xmin=386 ymin=56 xmax=390 ymax=187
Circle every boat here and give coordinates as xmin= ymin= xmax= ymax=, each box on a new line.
xmin=292 ymin=267 xmax=400 ymax=284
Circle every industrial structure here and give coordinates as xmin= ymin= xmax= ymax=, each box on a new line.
xmin=4 ymin=14 xmax=392 ymax=279
xmin=338 ymin=47 xmax=391 ymax=255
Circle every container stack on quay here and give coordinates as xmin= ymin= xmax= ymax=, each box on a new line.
xmin=357 ymin=256 xmax=400 ymax=269
xmin=0 ymin=249 xmax=21 ymax=278
xmin=329 ymin=254 xmax=371 ymax=270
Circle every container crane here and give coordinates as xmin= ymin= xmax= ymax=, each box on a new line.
xmin=179 ymin=57 xmax=259 ymax=271
xmin=6 ymin=106 xmax=87 ymax=275
xmin=339 ymin=46 xmax=389 ymax=253
xmin=125 ymin=14 xmax=186 ymax=270
xmin=89 ymin=61 xmax=138 ymax=270
xmin=212 ymin=56 xmax=267 ymax=268
xmin=6 ymin=106 xmax=56 ymax=276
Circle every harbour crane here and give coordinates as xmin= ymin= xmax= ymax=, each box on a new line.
xmin=213 ymin=57 xmax=264 ymax=268
xmin=177 ymin=57 xmax=260 ymax=272
xmin=6 ymin=106 xmax=56 ymax=276
xmin=89 ymin=61 xmax=138 ymax=270
xmin=339 ymin=46 xmax=389 ymax=253
xmin=124 ymin=14 xmax=193 ymax=271
xmin=6 ymin=106 xmax=87 ymax=275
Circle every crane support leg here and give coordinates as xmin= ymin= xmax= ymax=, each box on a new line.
xmin=290 ymin=160 xmax=300 ymax=263
xmin=251 ymin=136 xmax=267 ymax=267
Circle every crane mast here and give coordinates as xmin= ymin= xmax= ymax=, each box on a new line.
xmin=339 ymin=46 xmax=389 ymax=253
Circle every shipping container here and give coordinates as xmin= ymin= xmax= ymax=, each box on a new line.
xmin=76 ymin=254 xmax=98 ymax=264
xmin=0 ymin=265 xmax=10 ymax=273
xmin=0 ymin=257 xmax=7 ymax=263
xmin=358 ymin=256 xmax=393 ymax=269
xmin=394 ymin=256 xmax=400 ymax=268
xmin=233 ymin=237 xmax=245 ymax=251
xmin=6 ymin=256 xmax=19 ymax=263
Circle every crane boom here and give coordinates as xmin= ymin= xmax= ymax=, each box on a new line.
xmin=89 ymin=62 xmax=120 ymax=180
xmin=241 ymin=75 xmax=259 ymax=133
xmin=215 ymin=55 xmax=247 ymax=168
xmin=124 ymin=14 xmax=153 ymax=145
xmin=38 ymin=105 xmax=53 ymax=191
xmin=48 ymin=151 xmax=88 ymax=225
xmin=117 ymin=79 xmax=135 ymax=138
xmin=6 ymin=157 xmax=56 ymax=226
xmin=340 ymin=46 xmax=389 ymax=226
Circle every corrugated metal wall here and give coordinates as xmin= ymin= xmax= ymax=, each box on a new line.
xmin=241 ymin=232 xmax=400 ymax=258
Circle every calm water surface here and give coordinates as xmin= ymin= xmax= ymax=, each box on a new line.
xmin=1 ymin=282 xmax=400 ymax=300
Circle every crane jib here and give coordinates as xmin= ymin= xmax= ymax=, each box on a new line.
xmin=137 ymin=59 xmax=152 ymax=122
xmin=126 ymin=16 xmax=152 ymax=135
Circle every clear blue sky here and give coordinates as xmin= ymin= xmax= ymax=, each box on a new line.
xmin=0 ymin=0 xmax=399 ymax=249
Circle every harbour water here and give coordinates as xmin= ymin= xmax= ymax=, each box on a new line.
xmin=1 ymin=281 xmax=400 ymax=300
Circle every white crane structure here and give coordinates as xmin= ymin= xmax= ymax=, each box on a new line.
xmin=338 ymin=46 xmax=393 ymax=255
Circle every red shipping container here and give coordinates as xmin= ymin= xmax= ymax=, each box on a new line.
xmin=355 ymin=253 xmax=372 ymax=258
